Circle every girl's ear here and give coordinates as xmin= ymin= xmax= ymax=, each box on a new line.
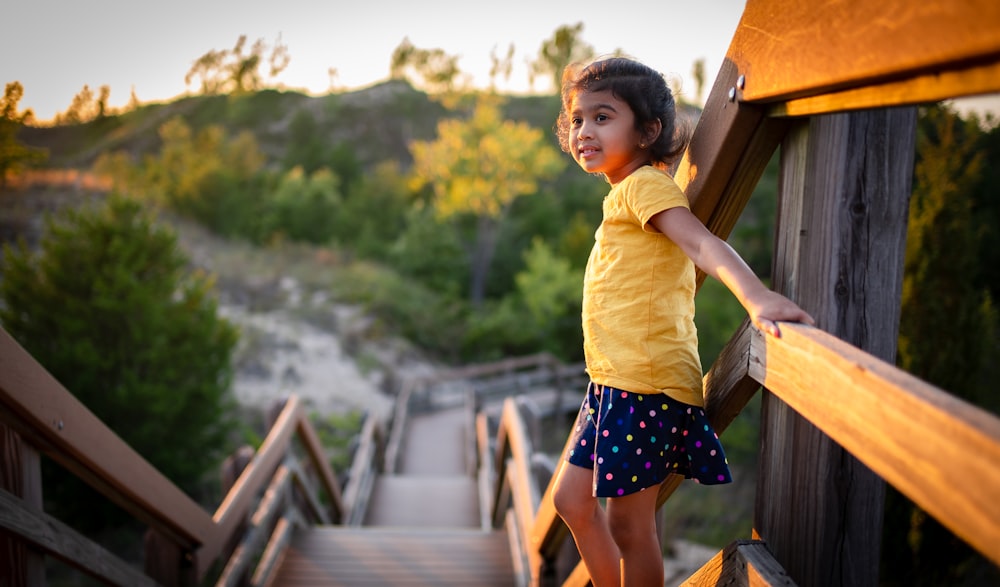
xmin=643 ymin=119 xmax=662 ymax=146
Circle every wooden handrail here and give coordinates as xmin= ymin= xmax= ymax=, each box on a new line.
xmin=727 ymin=0 xmax=1000 ymax=108
xmin=341 ymin=412 xmax=384 ymax=525
xmin=0 ymin=326 xmax=346 ymax=584
xmin=751 ymin=322 xmax=1000 ymax=566
xmin=0 ymin=327 xmax=215 ymax=550
xmin=492 ymin=397 xmax=543 ymax=586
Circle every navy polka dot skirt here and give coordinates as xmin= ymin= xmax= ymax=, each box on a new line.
xmin=566 ymin=382 xmax=732 ymax=497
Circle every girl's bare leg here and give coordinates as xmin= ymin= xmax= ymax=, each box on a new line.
xmin=552 ymin=461 xmax=621 ymax=587
xmin=606 ymin=484 xmax=664 ymax=586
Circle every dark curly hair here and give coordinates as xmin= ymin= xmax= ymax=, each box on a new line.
xmin=555 ymin=57 xmax=689 ymax=170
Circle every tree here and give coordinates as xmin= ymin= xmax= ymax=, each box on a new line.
xmin=692 ymin=59 xmax=706 ymax=105
xmin=883 ymin=103 xmax=1000 ymax=585
xmin=55 ymin=84 xmax=112 ymax=124
xmin=409 ymin=95 xmax=565 ymax=305
xmin=389 ymin=37 xmax=466 ymax=95
xmin=268 ymin=166 xmax=342 ymax=244
xmin=143 ymin=116 xmax=266 ymax=236
xmin=529 ymin=23 xmax=595 ymax=93
xmin=0 ymin=195 xmax=238 ymax=528
xmin=185 ymin=35 xmax=290 ymax=95
xmin=0 ymin=82 xmax=47 ymax=187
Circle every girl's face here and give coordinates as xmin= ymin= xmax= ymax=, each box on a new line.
xmin=568 ymin=89 xmax=649 ymax=185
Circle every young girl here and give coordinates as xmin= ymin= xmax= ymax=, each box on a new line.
xmin=550 ymin=57 xmax=815 ymax=586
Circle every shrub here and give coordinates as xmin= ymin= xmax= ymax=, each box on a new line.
xmin=0 ymin=194 xmax=238 ymax=527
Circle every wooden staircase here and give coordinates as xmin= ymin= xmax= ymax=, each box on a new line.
xmin=268 ymin=407 xmax=517 ymax=586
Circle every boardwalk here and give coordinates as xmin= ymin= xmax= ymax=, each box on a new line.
xmin=269 ymin=407 xmax=515 ymax=586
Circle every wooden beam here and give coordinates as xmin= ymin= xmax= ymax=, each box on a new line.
xmin=675 ymin=60 xmax=767 ymax=227
xmin=294 ymin=412 xmax=344 ymax=522
xmin=682 ymin=539 xmax=796 ymax=586
xmin=0 ymin=328 xmax=214 ymax=550
xmin=755 ymin=109 xmax=916 ymax=586
xmin=728 ymin=0 xmax=1000 ymax=104
xmin=674 ymin=60 xmax=790 ymax=288
xmin=201 ymin=396 xmax=304 ymax=577
xmin=0 ymin=489 xmax=158 ymax=587
xmin=771 ymin=60 xmax=1000 ymax=117
xmin=750 ymin=322 xmax=1000 ymax=567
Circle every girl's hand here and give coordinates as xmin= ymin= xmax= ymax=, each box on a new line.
xmin=747 ymin=290 xmax=815 ymax=338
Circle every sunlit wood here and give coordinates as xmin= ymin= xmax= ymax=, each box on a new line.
xmin=750 ymin=323 xmax=1000 ymax=566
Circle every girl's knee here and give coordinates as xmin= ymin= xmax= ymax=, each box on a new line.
xmin=607 ymin=510 xmax=656 ymax=552
xmin=553 ymin=480 xmax=594 ymax=527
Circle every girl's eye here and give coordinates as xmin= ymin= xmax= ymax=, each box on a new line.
xmin=571 ymin=117 xmax=582 ymax=126
xmin=596 ymin=113 xmax=608 ymax=122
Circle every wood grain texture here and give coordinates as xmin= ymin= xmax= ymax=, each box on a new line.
xmin=754 ymin=109 xmax=916 ymax=586
xmin=728 ymin=0 xmax=1000 ymax=103
xmin=0 ymin=489 xmax=158 ymax=586
xmin=751 ymin=323 xmax=1000 ymax=567
xmin=269 ymin=527 xmax=515 ymax=586
xmin=682 ymin=539 xmax=795 ymax=586
xmin=0 ymin=327 xmax=214 ymax=548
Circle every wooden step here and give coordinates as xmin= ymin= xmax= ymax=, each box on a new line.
xmin=364 ymin=475 xmax=480 ymax=528
xmin=268 ymin=527 xmax=515 ymax=586
xmin=399 ymin=408 xmax=470 ymax=475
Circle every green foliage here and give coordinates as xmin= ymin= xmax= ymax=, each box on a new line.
xmin=143 ymin=116 xmax=268 ymax=237
xmin=327 ymin=260 xmax=469 ymax=361
xmin=529 ymin=22 xmax=596 ymax=93
xmin=388 ymin=206 xmax=468 ymax=298
xmin=899 ymin=104 xmax=999 ymax=409
xmin=0 ymin=194 xmax=238 ymax=528
xmin=336 ymin=161 xmax=413 ymax=259
xmin=185 ymin=35 xmax=290 ymax=96
xmin=882 ymin=103 xmax=1000 ymax=586
xmin=0 ymin=82 xmax=48 ymax=186
xmin=310 ymin=410 xmax=364 ymax=473
xmin=268 ymin=166 xmax=342 ymax=244
xmin=513 ymin=238 xmax=583 ymax=354
xmin=694 ymin=277 xmax=750 ymax=370
xmin=389 ymin=37 xmax=463 ymax=95
xmin=410 ymin=94 xmax=566 ymax=304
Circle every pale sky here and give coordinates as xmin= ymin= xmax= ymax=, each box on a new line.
xmin=3 ymin=0 xmax=748 ymax=122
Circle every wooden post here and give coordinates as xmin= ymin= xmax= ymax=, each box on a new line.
xmin=756 ymin=107 xmax=917 ymax=586
xmin=0 ymin=425 xmax=45 ymax=587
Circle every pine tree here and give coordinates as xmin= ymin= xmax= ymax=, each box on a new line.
xmin=0 ymin=194 xmax=238 ymax=528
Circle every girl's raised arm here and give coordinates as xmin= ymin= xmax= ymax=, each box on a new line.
xmin=649 ymin=206 xmax=815 ymax=337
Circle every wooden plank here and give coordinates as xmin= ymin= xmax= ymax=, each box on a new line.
xmin=295 ymin=412 xmax=344 ymax=522
xmin=494 ymin=398 xmax=543 ymax=583
xmin=772 ymin=60 xmax=1000 ymax=117
xmin=675 ymin=60 xmax=766 ymax=227
xmin=0 ymin=328 xmax=214 ymax=549
xmin=217 ymin=465 xmax=293 ymax=587
xmin=755 ymin=109 xmax=916 ymax=586
xmin=269 ymin=527 xmax=514 ymax=586
xmin=0 ymin=426 xmax=44 ymax=586
xmin=0 ymin=489 xmax=158 ymax=587
xmin=673 ymin=59 xmax=790 ymax=288
xmin=341 ymin=413 xmax=381 ymax=526
xmin=728 ymin=0 xmax=1000 ymax=103
xmin=750 ymin=322 xmax=1000 ymax=567
xmin=250 ymin=515 xmax=296 ymax=587
xmin=364 ymin=476 xmax=479 ymax=528
xmin=203 ymin=396 xmax=303 ymax=577
xmin=682 ymin=540 xmax=796 ymax=586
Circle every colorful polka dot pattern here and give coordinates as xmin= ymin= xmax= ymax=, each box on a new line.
xmin=566 ymin=382 xmax=732 ymax=498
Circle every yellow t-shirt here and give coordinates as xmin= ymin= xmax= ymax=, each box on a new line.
xmin=582 ymin=165 xmax=704 ymax=406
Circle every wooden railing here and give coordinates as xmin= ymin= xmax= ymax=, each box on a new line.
xmin=0 ymin=326 xmax=351 ymax=586
xmin=3 ymin=2 xmax=1000 ymax=586
xmin=483 ymin=1 xmax=1000 ymax=585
